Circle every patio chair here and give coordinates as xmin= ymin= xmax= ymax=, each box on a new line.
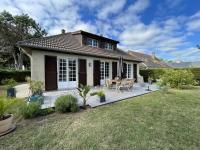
xmin=106 ymin=79 xmax=113 ymax=89
xmin=116 ymin=79 xmax=135 ymax=91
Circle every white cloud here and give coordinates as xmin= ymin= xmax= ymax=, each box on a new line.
xmin=0 ymin=0 xmax=199 ymax=61
xmin=97 ymin=0 xmax=126 ymax=20
xmin=186 ymin=11 xmax=200 ymax=32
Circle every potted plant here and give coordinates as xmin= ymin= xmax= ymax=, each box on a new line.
xmin=97 ymin=91 xmax=106 ymax=103
xmin=0 ymin=99 xmax=16 ymax=135
xmin=28 ymin=80 xmax=44 ymax=104
xmin=1 ymin=78 xmax=17 ymax=97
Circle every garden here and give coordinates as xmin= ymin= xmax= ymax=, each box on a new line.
xmin=0 ymin=68 xmax=200 ymax=149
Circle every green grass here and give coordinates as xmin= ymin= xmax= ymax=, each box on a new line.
xmin=1 ymin=87 xmax=200 ymax=150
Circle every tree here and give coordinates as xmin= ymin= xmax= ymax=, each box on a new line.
xmin=0 ymin=11 xmax=47 ymax=69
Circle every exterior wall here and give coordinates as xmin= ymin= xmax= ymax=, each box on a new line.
xmin=30 ymin=50 xmax=140 ymax=89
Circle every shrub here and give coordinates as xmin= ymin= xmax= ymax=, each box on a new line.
xmin=55 ymin=95 xmax=78 ymax=113
xmin=140 ymin=68 xmax=200 ymax=85
xmin=140 ymin=69 xmax=166 ymax=82
xmin=159 ymin=69 xmax=196 ymax=89
xmin=1 ymin=78 xmax=17 ymax=88
xmin=0 ymin=69 xmax=30 ymax=84
xmin=40 ymin=108 xmax=55 ymax=116
xmin=20 ymin=102 xmax=41 ymax=119
xmin=0 ymin=98 xmax=17 ymax=120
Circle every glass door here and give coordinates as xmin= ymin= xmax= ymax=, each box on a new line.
xmin=100 ymin=61 xmax=109 ymax=85
xmin=58 ymin=58 xmax=77 ymax=89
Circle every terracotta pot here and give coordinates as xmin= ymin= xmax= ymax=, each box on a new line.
xmin=0 ymin=114 xmax=13 ymax=133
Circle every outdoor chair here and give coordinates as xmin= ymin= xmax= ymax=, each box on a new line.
xmin=106 ymin=79 xmax=114 ymax=89
xmin=116 ymin=79 xmax=135 ymax=91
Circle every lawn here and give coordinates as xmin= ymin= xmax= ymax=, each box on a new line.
xmin=1 ymin=87 xmax=200 ymax=150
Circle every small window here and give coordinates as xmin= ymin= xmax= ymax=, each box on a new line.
xmin=105 ymin=43 xmax=113 ymax=50
xmin=87 ymin=38 xmax=99 ymax=47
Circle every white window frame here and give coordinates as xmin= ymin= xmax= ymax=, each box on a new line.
xmin=105 ymin=43 xmax=113 ymax=50
xmin=58 ymin=58 xmax=78 ymax=89
xmin=100 ymin=61 xmax=110 ymax=85
xmin=87 ymin=38 xmax=99 ymax=47
xmin=124 ymin=63 xmax=132 ymax=79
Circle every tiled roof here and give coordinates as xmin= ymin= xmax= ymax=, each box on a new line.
xmin=18 ymin=32 xmax=141 ymax=62
xmin=128 ymin=51 xmax=170 ymax=68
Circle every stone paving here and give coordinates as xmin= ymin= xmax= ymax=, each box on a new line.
xmin=42 ymin=83 xmax=159 ymax=109
xmin=15 ymin=83 xmax=159 ymax=109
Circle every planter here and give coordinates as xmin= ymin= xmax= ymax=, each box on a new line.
xmin=7 ymin=88 xmax=16 ymax=97
xmin=0 ymin=114 xmax=13 ymax=134
xmin=100 ymin=96 xmax=106 ymax=103
xmin=28 ymin=95 xmax=44 ymax=104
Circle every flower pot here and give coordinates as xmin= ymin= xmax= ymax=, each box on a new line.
xmin=0 ymin=114 xmax=13 ymax=134
xmin=100 ymin=96 xmax=106 ymax=103
xmin=7 ymin=88 xmax=15 ymax=97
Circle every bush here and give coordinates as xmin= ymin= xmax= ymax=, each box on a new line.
xmin=0 ymin=69 xmax=30 ymax=84
xmin=55 ymin=95 xmax=78 ymax=113
xmin=159 ymin=69 xmax=196 ymax=89
xmin=1 ymin=78 xmax=17 ymax=88
xmin=20 ymin=102 xmax=41 ymax=119
xmin=140 ymin=68 xmax=200 ymax=85
xmin=140 ymin=69 xmax=166 ymax=82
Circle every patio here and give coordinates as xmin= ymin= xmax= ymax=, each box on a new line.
xmin=42 ymin=83 xmax=159 ymax=109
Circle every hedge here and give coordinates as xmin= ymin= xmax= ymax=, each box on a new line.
xmin=140 ymin=68 xmax=200 ymax=84
xmin=0 ymin=69 xmax=31 ymax=84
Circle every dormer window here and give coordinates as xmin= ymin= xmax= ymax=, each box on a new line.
xmin=104 ymin=43 xmax=113 ymax=50
xmin=87 ymin=38 xmax=99 ymax=47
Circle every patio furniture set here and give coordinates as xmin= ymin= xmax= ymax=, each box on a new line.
xmin=105 ymin=77 xmax=135 ymax=91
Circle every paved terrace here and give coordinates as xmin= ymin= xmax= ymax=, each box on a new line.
xmin=15 ymin=83 xmax=159 ymax=109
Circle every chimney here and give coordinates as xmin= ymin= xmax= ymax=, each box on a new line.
xmin=61 ymin=29 xmax=65 ymax=34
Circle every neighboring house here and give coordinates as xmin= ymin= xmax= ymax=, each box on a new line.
xmin=18 ymin=30 xmax=142 ymax=91
xmin=167 ymin=61 xmax=200 ymax=68
xmin=128 ymin=51 xmax=170 ymax=69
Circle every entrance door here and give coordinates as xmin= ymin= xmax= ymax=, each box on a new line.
xmin=93 ymin=60 xmax=100 ymax=86
xmin=58 ymin=58 xmax=77 ymax=89
xmin=45 ymin=55 xmax=57 ymax=91
xmin=112 ymin=62 xmax=117 ymax=79
xmin=78 ymin=59 xmax=87 ymax=86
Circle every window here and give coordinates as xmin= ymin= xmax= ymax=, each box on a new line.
xmin=100 ymin=61 xmax=109 ymax=80
xmin=104 ymin=43 xmax=113 ymax=50
xmin=59 ymin=58 xmax=76 ymax=82
xmin=87 ymin=38 xmax=99 ymax=47
xmin=127 ymin=64 xmax=131 ymax=78
xmin=123 ymin=63 xmax=132 ymax=79
xmin=59 ymin=59 xmax=67 ymax=82
xmin=68 ymin=60 xmax=76 ymax=81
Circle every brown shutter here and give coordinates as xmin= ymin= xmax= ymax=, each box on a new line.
xmin=93 ymin=60 xmax=100 ymax=86
xmin=78 ymin=59 xmax=87 ymax=86
xmin=45 ymin=55 xmax=57 ymax=91
xmin=112 ymin=62 xmax=117 ymax=79
xmin=133 ymin=64 xmax=137 ymax=82
xmin=122 ymin=63 xmax=127 ymax=79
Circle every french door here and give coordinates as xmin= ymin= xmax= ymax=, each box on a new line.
xmin=100 ymin=61 xmax=110 ymax=85
xmin=58 ymin=58 xmax=77 ymax=89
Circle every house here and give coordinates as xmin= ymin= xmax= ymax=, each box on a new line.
xmin=128 ymin=51 xmax=170 ymax=69
xmin=18 ymin=30 xmax=142 ymax=91
xmin=167 ymin=61 xmax=200 ymax=68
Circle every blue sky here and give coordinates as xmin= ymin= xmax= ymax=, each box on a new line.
xmin=1 ymin=0 xmax=200 ymax=62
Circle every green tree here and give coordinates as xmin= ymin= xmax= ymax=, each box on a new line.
xmin=0 ymin=11 xmax=47 ymax=69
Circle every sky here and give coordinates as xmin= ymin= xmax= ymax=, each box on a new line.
xmin=0 ymin=0 xmax=200 ymax=62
